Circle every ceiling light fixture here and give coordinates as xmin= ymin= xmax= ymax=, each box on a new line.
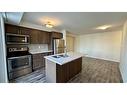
xmin=44 ymin=22 xmax=54 ymax=28
xmin=95 ymin=25 xmax=112 ymax=30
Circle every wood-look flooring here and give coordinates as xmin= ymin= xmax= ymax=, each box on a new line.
xmin=68 ymin=57 xmax=123 ymax=83
xmin=10 ymin=57 xmax=123 ymax=83
xmin=10 ymin=68 xmax=46 ymax=83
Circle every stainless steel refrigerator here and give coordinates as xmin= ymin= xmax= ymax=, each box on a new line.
xmin=53 ymin=39 xmax=65 ymax=54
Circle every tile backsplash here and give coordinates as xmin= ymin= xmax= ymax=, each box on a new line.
xmin=28 ymin=44 xmax=49 ymax=52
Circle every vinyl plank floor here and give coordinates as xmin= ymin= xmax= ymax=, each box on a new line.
xmin=10 ymin=57 xmax=123 ymax=83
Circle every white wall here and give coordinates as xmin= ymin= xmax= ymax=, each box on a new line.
xmin=119 ymin=21 xmax=127 ymax=82
xmin=0 ymin=15 xmax=8 ymax=82
xmin=75 ymin=30 xmax=122 ymax=62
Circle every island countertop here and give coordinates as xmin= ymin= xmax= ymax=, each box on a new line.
xmin=44 ymin=52 xmax=84 ymax=65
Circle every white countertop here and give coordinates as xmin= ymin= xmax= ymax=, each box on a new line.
xmin=29 ymin=50 xmax=53 ymax=54
xmin=44 ymin=52 xmax=85 ymax=65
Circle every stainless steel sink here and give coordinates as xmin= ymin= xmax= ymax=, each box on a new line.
xmin=52 ymin=54 xmax=69 ymax=58
xmin=59 ymin=54 xmax=69 ymax=57
xmin=52 ymin=55 xmax=61 ymax=58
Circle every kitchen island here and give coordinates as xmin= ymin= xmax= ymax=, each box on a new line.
xmin=44 ymin=52 xmax=84 ymax=83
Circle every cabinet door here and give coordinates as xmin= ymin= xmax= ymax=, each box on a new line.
xmin=32 ymin=53 xmax=43 ymax=70
xmin=29 ymin=29 xmax=39 ymax=44
xmin=56 ymin=63 xmax=70 ymax=83
xmin=42 ymin=52 xmax=53 ymax=67
xmin=38 ymin=31 xmax=45 ymax=44
xmin=38 ymin=31 xmax=50 ymax=44
xmin=52 ymin=32 xmax=63 ymax=39
xmin=41 ymin=53 xmax=47 ymax=67
xmin=19 ymin=27 xmax=31 ymax=35
xmin=5 ymin=24 xmax=19 ymax=34
xmin=76 ymin=57 xmax=82 ymax=73
xmin=56 ymin=57 xmax=82 ymax=83
xmin=45 ymin=32 xmax=50 ymax=44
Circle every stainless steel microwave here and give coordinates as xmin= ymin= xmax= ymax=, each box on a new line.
xmin=6 ymin=33 xmax=29 ymax=44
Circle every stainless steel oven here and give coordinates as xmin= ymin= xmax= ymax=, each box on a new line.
xmin=6 ymin=33 xmax=29 ymax=44
xmin=7 ymin=46 xmax=32 ymax=80
xmin=7 ymin=55 xmax=32 ymax=80
xmin=8 ymin=55 xmax=31 ymax=72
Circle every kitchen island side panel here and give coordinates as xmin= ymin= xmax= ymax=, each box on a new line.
xmin=46 ymin=59 xmax=56 ymax=83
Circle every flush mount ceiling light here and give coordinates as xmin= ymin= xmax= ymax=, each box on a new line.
xmin=44 ymin=22 xmax=54 ymax=28
xmin=40 ymin=17 xmax=61 ymax=28
xmin=95 ymin=25 xmax=112 ymax=30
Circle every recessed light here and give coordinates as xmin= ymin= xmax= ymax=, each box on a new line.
xmin=95 ymin=25 xmax=112 ymax=30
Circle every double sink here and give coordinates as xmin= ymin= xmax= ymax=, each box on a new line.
xmin=52 ymin=54 xmax=69 ymax=58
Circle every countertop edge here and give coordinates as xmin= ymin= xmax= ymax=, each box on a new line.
xmin=44 ymin=52 xmax=84 ymax=65
xmin=29 ymin=50 xmax=53 ymax=54
xmin=45 ymin=56 xmax=83 ymax=65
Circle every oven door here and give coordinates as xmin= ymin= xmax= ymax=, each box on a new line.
xmin=8 ymin=55 xmax=31 ymax=72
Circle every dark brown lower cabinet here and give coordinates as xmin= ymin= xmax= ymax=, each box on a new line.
xmin=56 ymin=57 xmax=82 ymax=83
xmin=32 ymin=53 xmax=43 ymax=70
xmin=32 ymin=52 xmax=52 ymax=71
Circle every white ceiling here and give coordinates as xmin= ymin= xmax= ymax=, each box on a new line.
xmin=21 ymin=12 xmax=127 ymax=35
xmin=3 ymin=12 xmax=24 ymax=25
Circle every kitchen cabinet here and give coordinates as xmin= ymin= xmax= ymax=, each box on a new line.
xmin=19 ymin=27 xmax=31 ymax=35
xmin=45 ymin=56 xmax=82 ymax=83
xmin=51 ymin=31 xmax=63 ymax=39
xmin=29 ymin=29 xmax=39 ymax=44
xmin=32 ymin=53 xmax=43 ymax=70
xmin=56 ymin=57 xmax=82 ymax=83
xmin=5 ymin=24 xmax=51 ymax=44
xmin=5 ymin=24 xmax=31 ymax=35
xmin=32 ymin=52 xmax=52 ymax=71
xmin=5 ymin=24 xmax=19 ymax=34
xmin=48 ymin=32 xmax=63 ymax=50
xmin=38 ymin=30 xmax=50 ymax=44
xmin=29 ymin=29 xmax=50 ymax=44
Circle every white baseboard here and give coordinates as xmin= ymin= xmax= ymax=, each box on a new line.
xmin=85 ymin=55 xmax=120 ymax=63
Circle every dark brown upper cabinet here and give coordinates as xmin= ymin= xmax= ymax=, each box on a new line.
xmin=5 ymin=24 xmax=19 ymax=34
xmin=29 ymin=29 xmax=50 ymax=44
xmin=29 ymin=29 xmax=39 ymax=44
xmin=51 ymin=31 xmax=63 ymax=39
xmin=5 ymin=24 xmax=31 ymax=35
xmin=5 ymin=24 xmax=50 ymax=44
xmin=38 ymin=30 xmax=50 ymax=44
xmin=19 ymin=27 xmax=31 ymax=35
